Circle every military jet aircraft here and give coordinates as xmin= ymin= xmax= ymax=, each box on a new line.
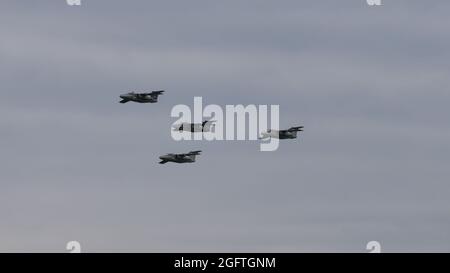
xmin=159 ymin=150 xmax=202 ymax=164
xmin=260 ymin=126 xmax=304 ymax=139
xmin=172 ymin=119 xmax=215 ymax=132
xmin=119 ymin=90 xmax=164 ymax=104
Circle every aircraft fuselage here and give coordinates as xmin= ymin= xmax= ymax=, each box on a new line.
xmin=261 ymin=130 xmax=298 ymax=139
xmin=120 ymin=94 xmax=157 ymax=103
xmin=159 ymin=154 xmax=196 ymax=164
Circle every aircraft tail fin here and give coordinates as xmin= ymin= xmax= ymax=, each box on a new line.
xmin=202 ymin=120 xmax=216 ymax=131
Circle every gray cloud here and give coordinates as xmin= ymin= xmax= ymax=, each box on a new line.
xmin=0 ymin=0 xmax=449 ymax=252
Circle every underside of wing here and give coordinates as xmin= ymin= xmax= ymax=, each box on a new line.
xmin=119 ymin=99 xmax=130 ymax=104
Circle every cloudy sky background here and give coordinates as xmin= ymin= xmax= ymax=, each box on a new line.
xmin=0 ymin=0 xmax=449 ymax=252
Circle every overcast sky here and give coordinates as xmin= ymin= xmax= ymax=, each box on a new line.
xmin=0 ymin=0 xmax=449 ymax=252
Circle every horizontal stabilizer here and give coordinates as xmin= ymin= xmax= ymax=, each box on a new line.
xmin=150 ymin=90 xmax=165 ymax=96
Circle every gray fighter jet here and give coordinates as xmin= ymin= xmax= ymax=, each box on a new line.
xmin=159 ymin=150 xmax=202 ymax=164
xmin=172 ymin=119 xmax=215 ymax=132
xmin=119 ymin=90 xmax=164 ymax=104
xmin=260 ymin=126 xmax=304 ymax=139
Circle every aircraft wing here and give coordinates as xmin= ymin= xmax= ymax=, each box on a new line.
xmin=288 ymin=126 xmax=304 ymax=131
xmin=177 ymin=150 xmax=202 ymax=157
xmin=119 ymin=99 xmax=130 ymax=103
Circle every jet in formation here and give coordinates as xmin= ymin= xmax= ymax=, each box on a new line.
xmin=119 ymin=90 xmax=164 ymax=104
xmin=172 ymin=119 xmax=215 ymax=132
xmin=260 ymin=126 xmax=304 ymax=139
xmin=158 ymin=150 xmax=202 ymax=164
